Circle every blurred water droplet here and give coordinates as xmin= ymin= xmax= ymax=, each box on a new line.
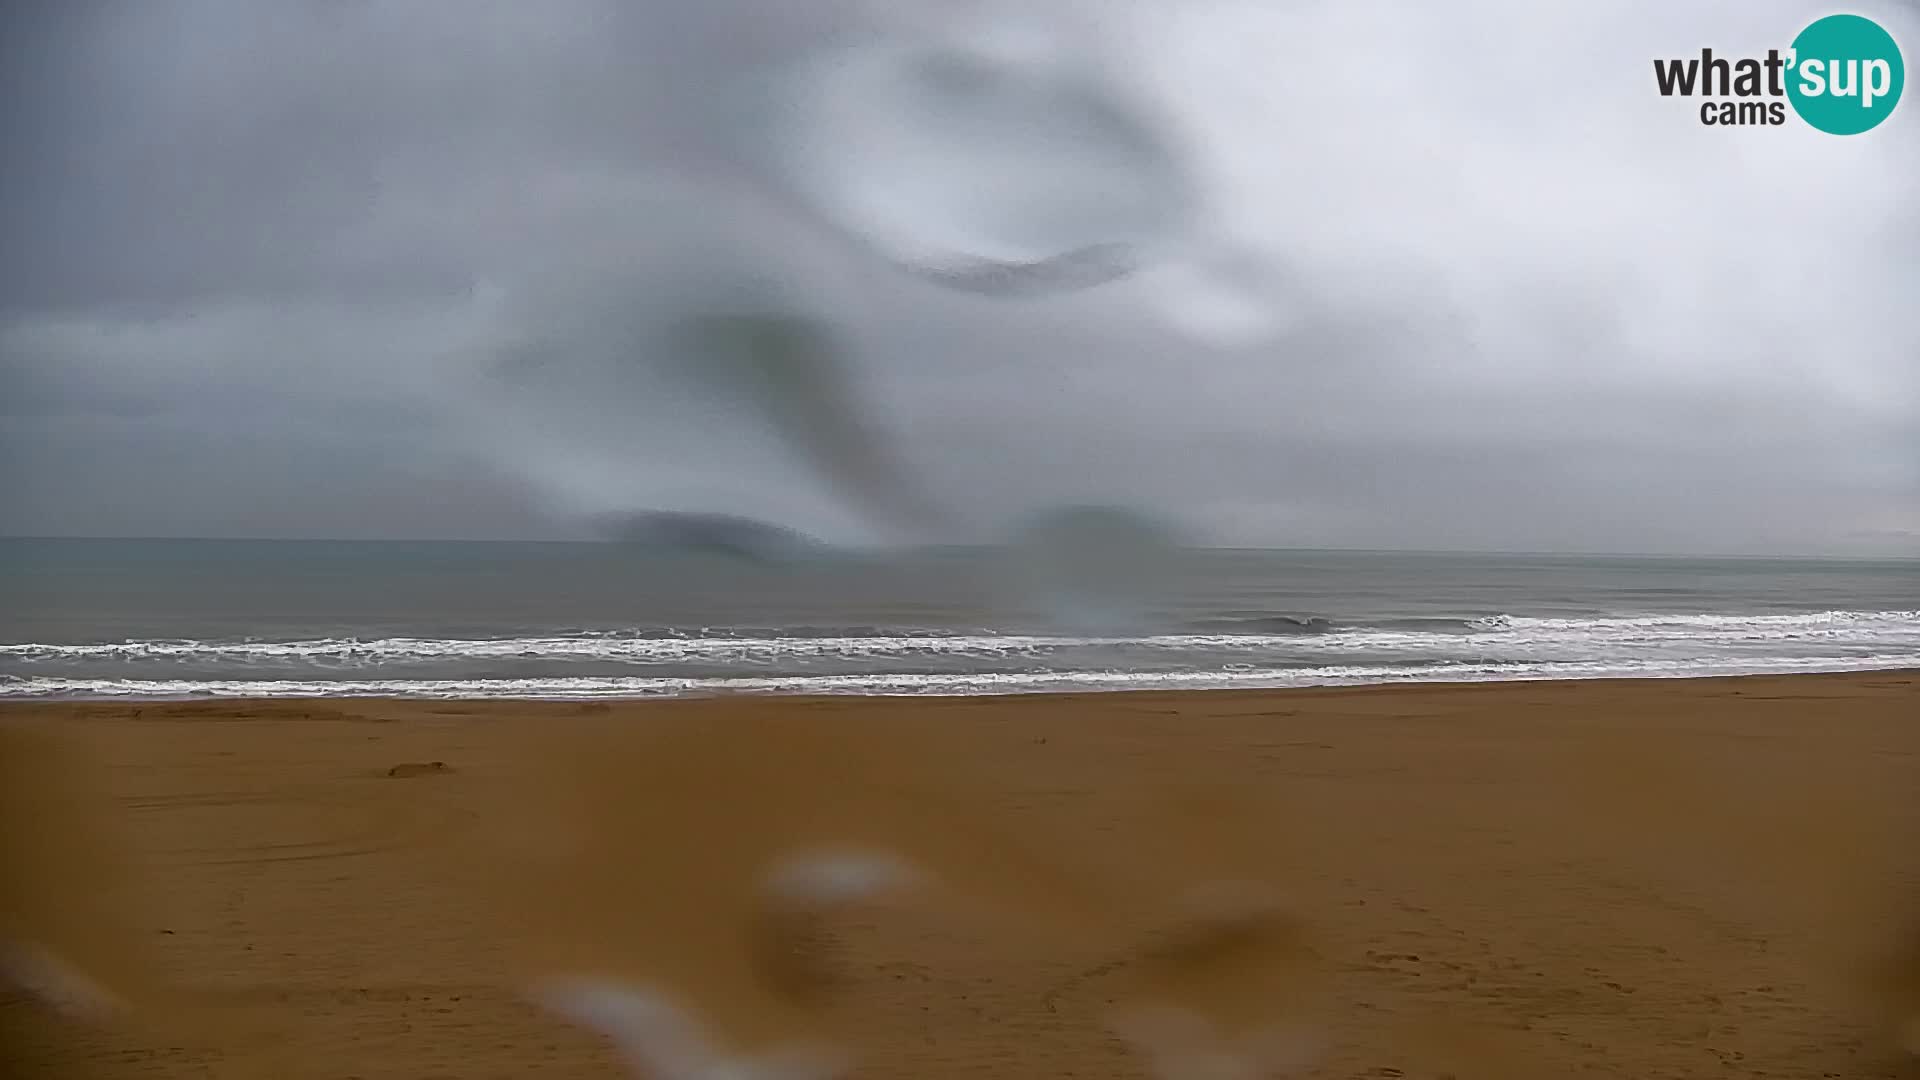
xmin=1145 ymin=251 xmax=1297 ymax=348
xmin=773 ymin=27 xmax=1191 ymax=295
xmin=666 ymin=312 xmax=946 ymax=538
xmin=1001 ymin=506 xmax=1185 ymax=633
xmin=457 ymin=175 xmax=943 ymax=538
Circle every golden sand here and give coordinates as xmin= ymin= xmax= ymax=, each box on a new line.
xmin=3 ymin=672 xmax=1916 ymax=1079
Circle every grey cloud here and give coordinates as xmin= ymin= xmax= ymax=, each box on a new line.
xmin=2 ymin=0 xmax=1916 ymax=554
xmin=0 ymin=0 xmax=864 ymax=315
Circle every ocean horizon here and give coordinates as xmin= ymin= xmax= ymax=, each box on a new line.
xmin=3 ymin=537 xmax=1915 ymax=700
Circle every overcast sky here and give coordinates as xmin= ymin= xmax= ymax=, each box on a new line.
xmin=2 ymin=0 xmax=1916 ymax=556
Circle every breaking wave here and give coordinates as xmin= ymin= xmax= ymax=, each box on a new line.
xmin=2 ymin=609 xmax=1913 ymax=699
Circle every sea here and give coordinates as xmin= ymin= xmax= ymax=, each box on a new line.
xmin=1 ymin=538 xmax=1915 ymax=700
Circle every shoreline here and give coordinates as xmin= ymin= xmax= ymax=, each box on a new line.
xmin=5 ymin=669 xmax=1916 ymax=1078
xmin=6 ymin=662 xmax=1919 ymax=704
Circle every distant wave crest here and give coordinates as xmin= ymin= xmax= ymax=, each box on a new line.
xmin=3 ymin=609 xmax=1915 ymax=668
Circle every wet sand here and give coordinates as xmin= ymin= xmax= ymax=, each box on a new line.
xmin=4 ymin=671 xmax=1918 ymax=1079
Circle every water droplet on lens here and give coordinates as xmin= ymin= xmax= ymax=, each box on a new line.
xmin=772 ymin=27 xmax=1191 ymax=296
xmin=1001 ymin=506 xmax=1185 ymax=633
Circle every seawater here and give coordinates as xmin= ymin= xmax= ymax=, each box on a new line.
xmin=2 ymin=539 xmax=1914 ymax=699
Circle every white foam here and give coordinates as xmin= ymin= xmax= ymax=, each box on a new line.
xmin=4 ymin=650 xmax=1918 ymax=700
xmin=0 ymin=631 xmax=1103 ymax=664
xmin=5 ymin=609 xmax=1912 ymax=667
xmin=5 ymin=608 xmax=1915 ymax=698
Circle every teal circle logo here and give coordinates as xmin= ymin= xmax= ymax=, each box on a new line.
xmin=1786 ymin=14 xmax=1905 ymax=134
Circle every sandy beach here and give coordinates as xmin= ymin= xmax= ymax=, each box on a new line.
xmin=5 ymin=671 xmax=1918 ymax=1079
